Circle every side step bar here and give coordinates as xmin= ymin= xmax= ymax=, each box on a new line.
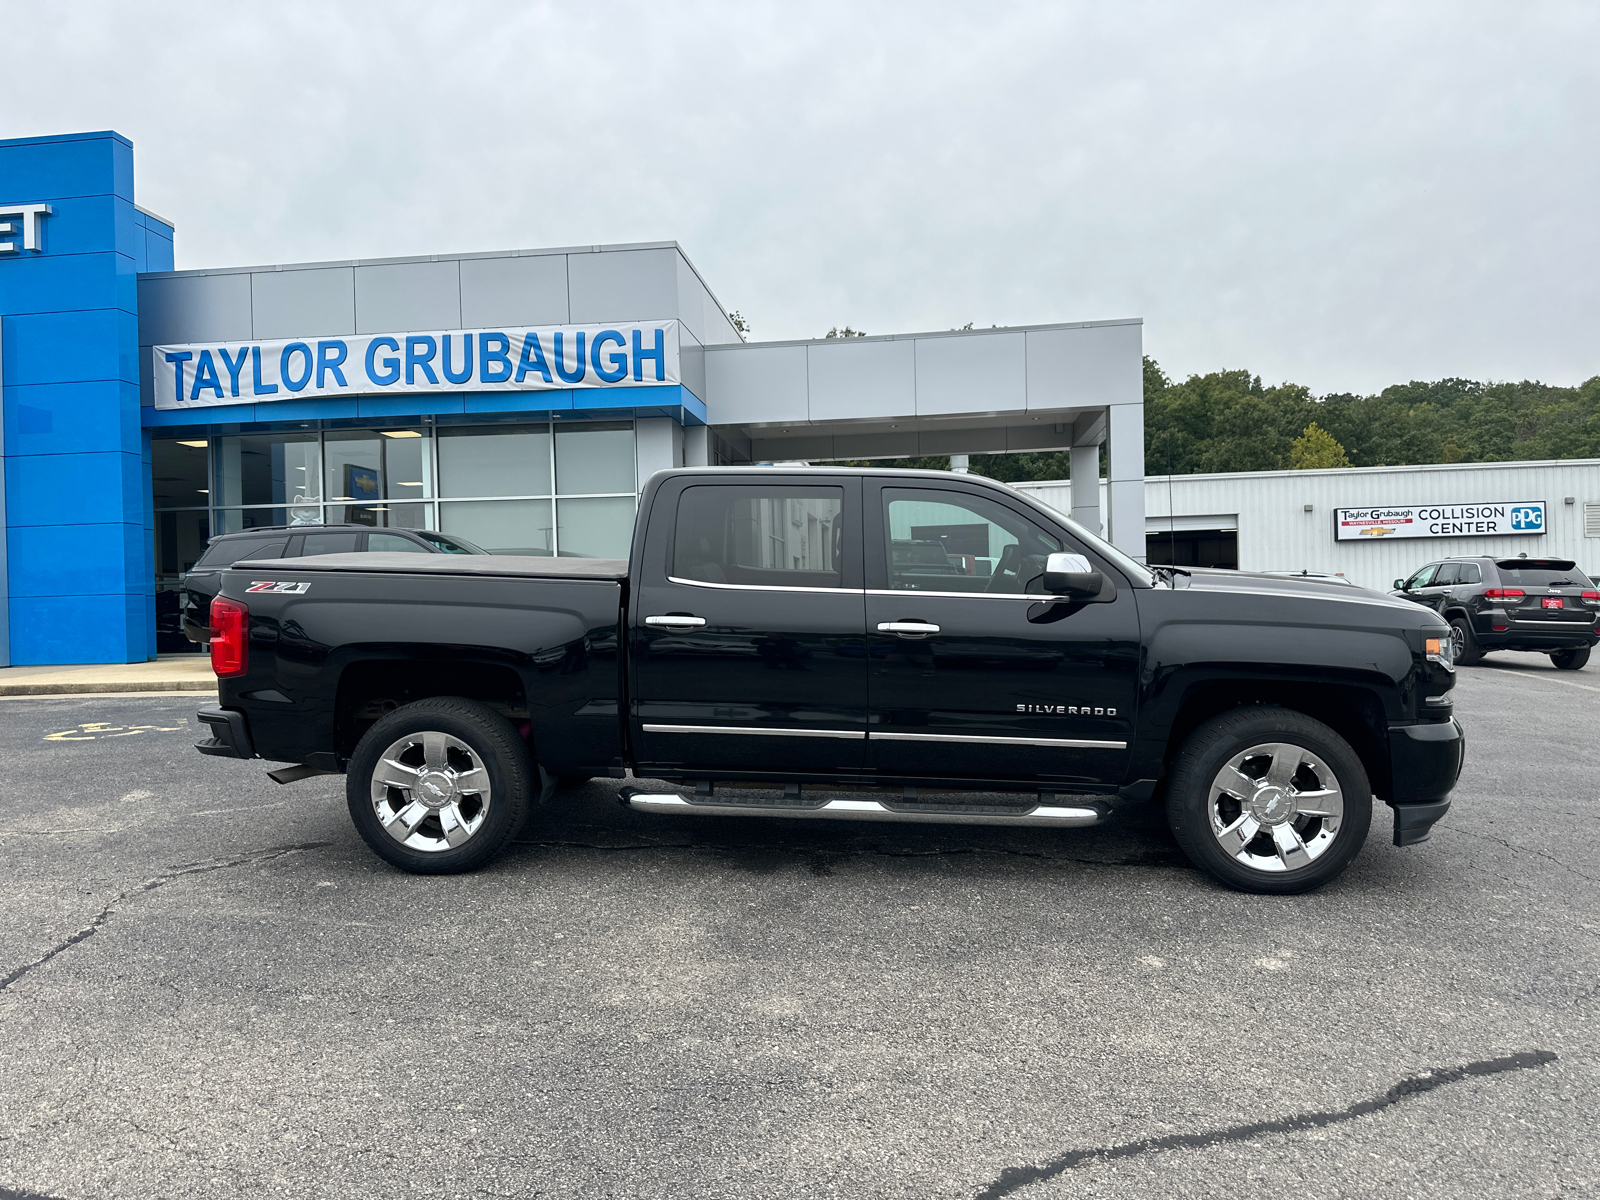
xmin=620 ymin=788 xmax=1109 ymax=828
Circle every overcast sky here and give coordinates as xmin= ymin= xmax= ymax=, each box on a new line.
xmin=6 ymin=1 xmax=1596 ymax=394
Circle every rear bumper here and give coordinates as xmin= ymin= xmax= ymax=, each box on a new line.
xmin=1386 ymin=718 xmax=1465 ymax=846
xmin=196 ymin=706 xmax=255 ymax=759
xmin=1474 ymin=614 xmax=1598 ymax=651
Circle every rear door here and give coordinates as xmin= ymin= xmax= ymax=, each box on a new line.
xmin=863 ymin=481 xmax=1140 ymax=787
xmin=629 ymin=475 xmax=868 ymax=775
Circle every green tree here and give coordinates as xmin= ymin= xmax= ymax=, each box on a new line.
xmin=825 ymin=326 xmax=866 ymax=338
xmin=1289 ymin=421 xmax=1352 ymax=469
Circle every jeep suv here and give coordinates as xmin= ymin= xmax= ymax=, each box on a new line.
xmin=179 ymin=525 xmax=485 ymax=643
xmin=1392 ymin=555 xmax=1599 ymax=669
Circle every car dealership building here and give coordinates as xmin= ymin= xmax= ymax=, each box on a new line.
xmin=0 ymin=129 xmax=1147 ymax=666
xmin=3 ymin=129 xmax=1596 ymax=667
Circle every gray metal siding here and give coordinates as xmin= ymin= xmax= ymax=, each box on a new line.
xmin=1025 ymin=323 xmax=1142 ymax=410
xmin=806 ymin=338 xmax=917 ymax=422
xmin=914 ymin=331 xmax=1026 ymax=416
xmin=354 ymin=260 xmax=463 ymax=333
xmin=568 ymin=247 xmax=678 ymax=326
xmin=137 ymin=272 xmax=253 ymax=347
xmin=251 ymin=267 xmax=356 ymax=339
xmin=459 ymin=254 xmax=570 ymax=327
xmin=703 ymin=344 xmax=809 ymax=425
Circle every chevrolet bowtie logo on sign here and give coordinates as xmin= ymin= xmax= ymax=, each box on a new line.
xmin=153 ymin=321 xmax=683 ymax=410
xmin=1334 ymin=502 xmax=1547 ymax=542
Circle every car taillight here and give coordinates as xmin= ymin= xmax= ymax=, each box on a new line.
xmin=1483 ymin=588 xmax=1524 ymax=600
xmin=210 ymin=596 xmax=249 ymax=678
xmin=1583 ymin=591 xmax=1600 ymax=602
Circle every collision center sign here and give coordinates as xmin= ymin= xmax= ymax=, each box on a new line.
xmin=1334 ymin=501 xmax=1546 ymax=542
xmin=153 ymin=320 xmax=681 ymax=410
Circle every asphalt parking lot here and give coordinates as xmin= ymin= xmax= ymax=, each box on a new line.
xmin=2 ymin=654 xmax=1597 ymax=1200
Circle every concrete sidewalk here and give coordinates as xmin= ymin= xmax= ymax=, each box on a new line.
xmin=0 ymin=655 xmax=216 ymax=697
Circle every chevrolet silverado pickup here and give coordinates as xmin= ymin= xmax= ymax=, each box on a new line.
xmin=194 ymin=467 xmax=1465 ymax=894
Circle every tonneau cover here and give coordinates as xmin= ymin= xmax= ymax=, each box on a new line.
xmin=230 ymin=552 xmax=629 ymax=580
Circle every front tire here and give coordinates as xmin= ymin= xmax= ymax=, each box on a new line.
xmin=1551 ymin=647 xmax=1590 ymax=671
xmin=347 ymin=697 xmax=532 ymax=874
xmin=1449 ymin=616 xmax=1483 ymax=665
xmin=1166 ymin=706 xmax=1372 ymax=895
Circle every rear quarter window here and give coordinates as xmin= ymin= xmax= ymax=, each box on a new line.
xmin=194 ymin=538 xmax=287 ymax=568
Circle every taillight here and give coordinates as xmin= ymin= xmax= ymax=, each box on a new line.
xmin=1583 ymin=591 xmax=1600 ymax=602
xmin=1483 ymin=588 xmax=1525 ymax=600
xmin=210 ymin=596 xmax=249 ymax=678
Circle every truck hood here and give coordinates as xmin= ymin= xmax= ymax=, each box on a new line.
xmin=1167 ymin=567 xmax=1445 ymax=625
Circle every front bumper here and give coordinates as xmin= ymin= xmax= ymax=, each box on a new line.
xmin=1386 ymin=717 xmax=1465 ymax=846
xmin=196 ymin=706 xmax=255 ymax=759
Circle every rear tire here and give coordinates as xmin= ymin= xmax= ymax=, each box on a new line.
xmin=347 ymin=697 xmax=532 ymax=874
xmin=1167 ymin=706 xmax=1372 ymax=895
xmin=1449 ymin=616 xmax=1483 ymax=665
xmin=1551 ymin=647 xmax=1590 ymax=671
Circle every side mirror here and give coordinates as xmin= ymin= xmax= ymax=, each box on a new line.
xmin=1044 ymin=552 xmax=1103 ymax=599
xmin=1393 ymin=579 xmax=1407 ymax=591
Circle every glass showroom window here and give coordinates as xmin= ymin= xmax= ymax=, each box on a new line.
xmin=211 ymin=432 xmax=321 ymax=532
xmin=323 ymin=428 xmax=433 ymax=529
xmin=435 ymin=421 xmax=636 ymax=557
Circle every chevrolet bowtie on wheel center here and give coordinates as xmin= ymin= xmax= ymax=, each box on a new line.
xmin=194 ymin=467 xmax=1464 ymax=895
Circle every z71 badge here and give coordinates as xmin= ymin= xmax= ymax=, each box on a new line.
xmin=246 ymin=581 xmax=311 ymax=594
xmin=1017 ymin=703 xmax=1116 ymax=716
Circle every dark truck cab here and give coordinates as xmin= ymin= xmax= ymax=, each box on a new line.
xmin=196 ymin=467 xmax=1464 ymax=894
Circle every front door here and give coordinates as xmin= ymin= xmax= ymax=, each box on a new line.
xmin=864 ymin=483 xmax=1141 ymax=788
xmin=630 ymin=477 xmax=867 ymax=776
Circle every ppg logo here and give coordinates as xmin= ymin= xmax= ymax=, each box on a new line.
xmin=1511 ymin=506 xmax=1543 ymax=530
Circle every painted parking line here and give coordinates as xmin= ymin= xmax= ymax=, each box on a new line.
xmin=44 ymin=721 xmax=186 ymax=742
xmin=1467 ymin=670 xmax=1600 ymax=695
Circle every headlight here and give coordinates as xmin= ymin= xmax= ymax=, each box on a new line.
xmin=1425 ymin=634 xmax=1455 ymax=672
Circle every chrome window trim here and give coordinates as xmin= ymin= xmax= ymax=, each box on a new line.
xmin=866 ymin=587 xmax=1053 ymax=602
xmin=643 ymin=723 xmax=867 ymax=740
xmin=667 ymin=576 xmax=861 ymax=596
xmin=871 ymin=731 xmax=1127 ymax=750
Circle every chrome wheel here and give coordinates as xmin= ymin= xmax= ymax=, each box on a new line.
xmin=369 ymin=730 xmax=493 ymax=853
xmin=1450 ymin=623 xmax=1465 ymax=658
xmin=1207 ymin=742 xmax=1344 ymax=873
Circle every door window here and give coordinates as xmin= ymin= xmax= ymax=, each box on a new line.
xmin=1403 ymin=564 xmax=1438 ymax=590
xmin=1433 ymin=563 xmax=1461 ymax=586
xmin=194 ymin=537 xmax=288 ymax=569
xmin=299 ymin=532 xmax=360 ymax=557
xmin=368 ymin=533 xmax=429 ymax=553
xmin=673 ymin=485 xmax=845 ymax=588
xmin=881 ymin=489 xmax=1061 ymax=594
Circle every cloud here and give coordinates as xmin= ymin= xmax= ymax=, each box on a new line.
xmin=5 ymin=0 xmax=1596 ymax=393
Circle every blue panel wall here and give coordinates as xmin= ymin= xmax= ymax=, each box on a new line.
xmin=0 ymin=131 xmax=165 ymax=664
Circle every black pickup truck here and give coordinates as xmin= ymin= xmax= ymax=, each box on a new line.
xmin=195 ymin=467 xmax=1464 ymax=894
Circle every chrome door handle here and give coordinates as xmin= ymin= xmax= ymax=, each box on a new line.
xmin=877 ymin=621 xmax=941 ymax=637
xmin=645 ymin=615 xmax=706 ymax=629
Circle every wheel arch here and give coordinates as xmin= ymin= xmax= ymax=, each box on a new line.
xmin=334 ymin=655 xmax=530 ymax=762
xmin=1161 ymin=681 xmax=1391 ymax=801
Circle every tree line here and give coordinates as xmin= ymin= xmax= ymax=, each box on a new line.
xmin=825 ymin=357 xmax=1600 ymax=482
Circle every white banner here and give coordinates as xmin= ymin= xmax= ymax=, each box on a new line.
xmin=153 ymin=320 xmax=681 ymax=410
xmin=1334 ymin=501 xmax=1547 ymax=542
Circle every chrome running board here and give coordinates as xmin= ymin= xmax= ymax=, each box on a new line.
xmin=619 ymin=788 xmax=1108 ymax=828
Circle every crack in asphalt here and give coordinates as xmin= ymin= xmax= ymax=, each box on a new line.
xmin=1436 ymin=824 xmax=1600 ymax=884
xmin=0 ymin=842 xmax=331 ymax=995
xmin=972 ymin=1049 xmax=1558 ymax=1199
